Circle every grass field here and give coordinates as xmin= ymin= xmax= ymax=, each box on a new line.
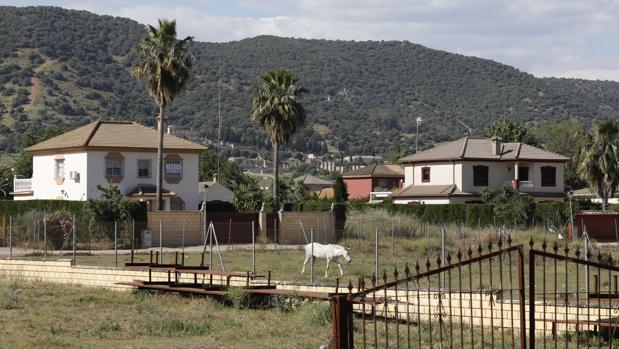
xmin=0 ymin=279 xmax=332 ymax=349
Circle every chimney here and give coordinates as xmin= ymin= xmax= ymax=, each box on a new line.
xmin=491 ymin=136 xmax=502 ymax=156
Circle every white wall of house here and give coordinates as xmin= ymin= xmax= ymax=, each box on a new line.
xmin=16 ymin=150 xmax=200 ymax=211
xmin=87 ymin=151 xmax=200 ymax=210
xmin=404 ymin=162 xmax=460 ymax=187
xmin=403 ymin=160 xmax=565 ymax=194
xmin=15 ymin=151 xmax=89 ymax=201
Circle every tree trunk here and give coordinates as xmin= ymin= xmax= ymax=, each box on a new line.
xmin=157 ymin=106 xmax=165 ymax=211
xmin=273 ymin=141 xmax=279 ymax=212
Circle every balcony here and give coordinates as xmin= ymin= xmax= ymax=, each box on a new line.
xmin=13 ymin=178 xmax=32 ymax=193
xmin=502 ymin=180 xmax=534 ymax=192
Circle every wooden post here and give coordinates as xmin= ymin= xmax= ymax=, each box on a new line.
xmin=331 ymin=295 xmax=354 ymax=349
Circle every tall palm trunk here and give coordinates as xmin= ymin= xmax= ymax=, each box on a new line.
xmin=273 ymin=141 xmax=279 ymax=212
xmin=157 ymin=105 xmax=165 ymax=210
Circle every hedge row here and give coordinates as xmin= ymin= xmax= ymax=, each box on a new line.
xmin=0 ymin=200 xmax=147 ymax=222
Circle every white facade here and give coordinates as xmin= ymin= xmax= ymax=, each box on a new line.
xmin=395 ymin=160 xmax=566 ymax=205
xmin=14 ymin=150 xmax=200 ymax=211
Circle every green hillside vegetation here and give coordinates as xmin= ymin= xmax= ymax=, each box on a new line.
xmin=1 ymin=6 xmax=618 ymax=157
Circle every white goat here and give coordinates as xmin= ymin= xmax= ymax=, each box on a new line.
xmin=301 ymin=243 xmax=351 ymax=277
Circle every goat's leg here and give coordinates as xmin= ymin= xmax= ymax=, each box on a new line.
xmin=301 ymin=255 xmax=310 ymax=274
xmin=336 ymin=260 xmax=344 ymax=276
xmin=325 ymin=258 xmax=330 ymax=277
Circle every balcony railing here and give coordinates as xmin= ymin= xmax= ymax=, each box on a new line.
xmin=13 ymin=178 xmax=32 ymax=192
xmin=502 ymin=180 xmax=534 ymax=191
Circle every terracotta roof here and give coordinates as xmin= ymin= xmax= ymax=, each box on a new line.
xmin=398 ymin=137 xmax=569 ymax=164
xmin=294 ymin=174 xmax=333 ymax=187
xmin=391 ymin=184 xmax=458 ymax=198
xmin=26 ymin=120 xmax=206 ymax=153
xmin=342 ymin=164 xmax=404 ymax=178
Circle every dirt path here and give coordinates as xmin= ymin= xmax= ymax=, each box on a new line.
xmin=23 ymin=58 xmax=55 ymax=111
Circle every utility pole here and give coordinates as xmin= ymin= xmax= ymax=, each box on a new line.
xmin=415 ymin=117 xmax=423 ymax=153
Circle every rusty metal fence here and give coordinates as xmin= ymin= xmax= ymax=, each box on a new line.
xmin=330 ymin=237 xmax=619 ymax=349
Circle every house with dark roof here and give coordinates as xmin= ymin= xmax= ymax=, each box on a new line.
xmin=294 ymin=174 xmax=334 ymax=199
xmin=391 ymin=137 xmax=569 ymax=204
xmin=342 ymin=164 xmax=404 ymax=200
xmin=11 ymin=120 xmax=206 ymax=211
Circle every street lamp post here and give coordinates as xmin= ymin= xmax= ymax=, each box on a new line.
xmin=415 ymin=117 xmax=423 ymax=153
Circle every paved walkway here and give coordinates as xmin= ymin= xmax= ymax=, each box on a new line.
xmin=0 ymin=244 xmax=303 ymax=256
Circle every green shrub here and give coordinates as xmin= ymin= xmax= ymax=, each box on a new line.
xmin=226 ymin=287 xmax=248 ymax=310
xmin=295 ymin=301 xmax=331 ymax=327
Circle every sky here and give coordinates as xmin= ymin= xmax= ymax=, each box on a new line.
xmin=4 ymin=0 xmax=619 ymax=81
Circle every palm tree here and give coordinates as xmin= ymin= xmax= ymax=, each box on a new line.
xmin=131 ymin=19 xmax=193 ymax=210
xmin=251 ymin=69 xmax=307 ymax=211
xmin=577 ymin=120 xmax=619 ymax=210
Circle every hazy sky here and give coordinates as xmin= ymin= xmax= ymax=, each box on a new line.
xmin=4 ymin=0 xmax=619 ymax=81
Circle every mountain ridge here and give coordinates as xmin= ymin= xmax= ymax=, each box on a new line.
xmin=0 ymin=5 xmax=617 ymax=156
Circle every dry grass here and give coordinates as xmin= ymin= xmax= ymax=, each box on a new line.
xmin=0 ymin=278 xmax=331 ymax=349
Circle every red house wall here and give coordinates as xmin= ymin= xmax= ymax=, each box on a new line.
xmin=344 ymin=177 xmax=403 ymax=200
xmin=344 ymin=178 xmax=373 ymax=200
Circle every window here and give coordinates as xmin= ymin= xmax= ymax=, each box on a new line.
xmin=541 ymin=166 xmax=556 ymax=187
xmin=473 ymin=165 xmax=489 ymax=186
xmin=518 ymin=166 xmax=529 ymax=181
xmin=165 ymin=159 xmax=183 ymax=178
xmin=105 ymin=158 xmax=124 ymax=177
xmin=55 ymin=159 xmax=65 ymax=179
xmin=137 ymin=159 xmax=151 ymax=178
xmin=421 ymin=167 xmax=431 ymax=183
xmin=378 ymin=178 xmax=388 ymax=188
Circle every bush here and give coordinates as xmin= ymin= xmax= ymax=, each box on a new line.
xmin=295 ymin=301 xmax=331 ymax=327
xmin=226 ymin=287 xmax=248 ymax=310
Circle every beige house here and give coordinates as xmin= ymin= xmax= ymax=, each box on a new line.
xmin=11 ymin=120 xmax=205 ymax=211
xmin=391 ymin=137 xmax=569 ymax=204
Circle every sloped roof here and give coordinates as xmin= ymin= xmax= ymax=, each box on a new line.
xmin=391 ymin=184 xmax=458 ymax=198
xmin=26 ymin=120 xmax=206 ymax=153
xmin=294 ymin=174 xmax=333 ymax=186
xmin=398 ymin=137 xmax=569 ymax=164
xmin=342 ymin=164 xmax=404 ymax=178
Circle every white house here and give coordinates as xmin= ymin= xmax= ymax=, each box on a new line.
xmin=11 ymin=120 xmax=206 ymax=211
xmin=391 ymin=136 xmax=569 ymax=204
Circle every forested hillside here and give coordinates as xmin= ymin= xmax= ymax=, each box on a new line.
xmin=1 ymin=6 xmax=618 ymax=156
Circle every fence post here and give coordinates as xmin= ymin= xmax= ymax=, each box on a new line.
xmin=252 ymin=221 xmax=256 ymax=275
xmin=441 ymin=227 xmax=445 ymax=288
xmin=72 ymin=215 xmax=76 ymax=265
xmin=8 ymin=215 xmax=12 ymax=259
xmin=375 ymin=228 xmax=379 ymax=278
xmin=331 ymin=295 xmax=354 ymax=349
xmin=391 ymin=217 xmax=395 ymax=257
xmin=228 ymin=218 xmax=232 ymax=247
xmin=43 ymin=216 xmax=47 ymax=260
xmin=311 ymin=228 xmax=314 ymax=284
xmin=182 ymin=219 xmax=185 ymax=255
xmin=524 ymin=245 xmax=531 ymax=349
xmin=159 ymin=220 xmax=163 ymax=262
xmin=131 ymin=219 xmax=135 ymax=254
xmin=114 ymin=221 xmax=118 ymax=268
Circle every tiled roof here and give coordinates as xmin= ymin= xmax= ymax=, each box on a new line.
xmin=26 ymin=120 xmax=206 ymax=153
xmin=391 ymin=184 xmax=458 ymax=198
xmin=294 ymin=174 xmax=333 ymax=186
xmin=342 ymin=164 xmax=404 ymax=178
xmin=398 ymin=137 xmax=569 ymax=163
